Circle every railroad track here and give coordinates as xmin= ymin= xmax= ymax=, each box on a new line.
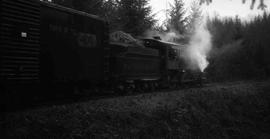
xmin=2 ymin=82 xmax=207 ymax=113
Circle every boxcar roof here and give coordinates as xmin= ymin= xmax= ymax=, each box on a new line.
xmin=39 ymin=1 xmax=105 ymax=22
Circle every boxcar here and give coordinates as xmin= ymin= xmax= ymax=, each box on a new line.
xmin=40 ymin=1 xmax=109 ymax=86
xmin=0 ymin=0 xmax=109 ymax=99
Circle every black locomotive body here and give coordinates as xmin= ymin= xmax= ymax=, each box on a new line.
xmin=108 ymin=42 xmax=161 ymax=92
xmin=141 ymin=38 xmax=186 ymax=86
xmin=0 ymin=0 xmax=203 ymax=104
xmin=109 ymin=42 xmax=160 ymax=81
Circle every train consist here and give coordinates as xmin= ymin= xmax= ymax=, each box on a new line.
xmin=0 ymin=0 xmax=203 ymax=102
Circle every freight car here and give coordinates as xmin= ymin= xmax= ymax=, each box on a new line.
xmin=0 ymin=0 xmax=109 ymax=103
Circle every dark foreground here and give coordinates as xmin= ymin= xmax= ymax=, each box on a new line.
xmin=1 ymin=80 xmax=270 ymax=139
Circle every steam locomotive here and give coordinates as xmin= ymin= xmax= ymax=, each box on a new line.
xmin=0 ymin=0 xmax=203 ymax=103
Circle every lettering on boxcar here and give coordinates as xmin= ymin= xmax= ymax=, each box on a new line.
xmin=49 ymin=24 xmax=97 ymax=48
xmin=77 ymin=33 xmax=97 ymax=48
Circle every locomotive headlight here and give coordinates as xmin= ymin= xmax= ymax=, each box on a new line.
xmin=21 ymin=32 xmax=27 ymax=38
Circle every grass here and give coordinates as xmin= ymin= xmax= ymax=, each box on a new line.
xmin=2 ymin=80 xmax=270 ymax=139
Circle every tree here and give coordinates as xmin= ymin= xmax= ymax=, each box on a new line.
xmin=116 ymin=0 xmax=156 ymax=36
xmin=206 ymin=12 xmax=270 ymax=80
xmin=101 ymin=0 xmax=120 ymax=30
xmin=186 ymin=1 xmax=202 ymax=34
xmin=167 ymin=0 xmax=187 ymax=34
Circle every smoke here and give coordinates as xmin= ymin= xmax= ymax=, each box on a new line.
xmin=183 ymin=18 xmax=212 ymax=72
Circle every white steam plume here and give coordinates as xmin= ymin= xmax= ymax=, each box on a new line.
xmin=184 ymin=18 xmax=212 ymax=72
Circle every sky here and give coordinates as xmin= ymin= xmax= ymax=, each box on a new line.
xmin=149 ymin=0 xmax=270 ymax=25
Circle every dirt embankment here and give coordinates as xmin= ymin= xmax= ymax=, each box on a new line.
xmin=2 ymin=80 xmax=270 ymax=139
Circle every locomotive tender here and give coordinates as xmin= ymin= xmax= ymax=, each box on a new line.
xmin=0 ymin=0 xmax=202 ymax=103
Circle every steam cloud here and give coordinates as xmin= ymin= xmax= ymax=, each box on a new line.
xmin=183 ymin=19 xmax=212 ymax=72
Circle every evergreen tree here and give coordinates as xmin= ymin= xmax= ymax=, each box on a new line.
xmin=116 ymin=0 xmax=156 ymax=36
xmin=102 ymin=0 xmax=120 ymax=31
xmin=206 ymin=13 xmax=270 ymax=80
xmin=167 ymin=0 xmax=187 ymax=34
xmin=186 ymin=1 xmax=202 ymax=34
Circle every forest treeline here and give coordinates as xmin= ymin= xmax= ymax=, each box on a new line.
xmin=50 ymin=0 xmax=269 ymax=81
xmin=206 ymin=14 xmax=270 ymax=81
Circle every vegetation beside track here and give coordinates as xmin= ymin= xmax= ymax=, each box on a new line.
xmin=2 ymin=80 xmax=270 ymax=138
